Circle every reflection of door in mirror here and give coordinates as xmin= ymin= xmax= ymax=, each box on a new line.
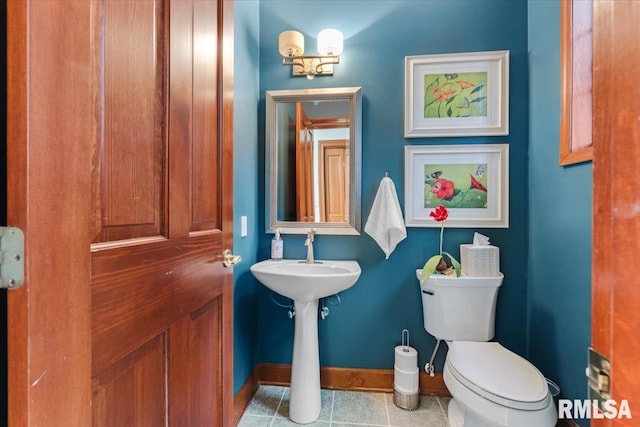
xmin=295 ymin=101 xmax=351 ymax=223
xmin=267 ymin=87 xmax=361 ymax=235
xmin=319 ymin=140 xmax=349 ymax=222
xmin=296 ymin=102 xmax=315 ymax=222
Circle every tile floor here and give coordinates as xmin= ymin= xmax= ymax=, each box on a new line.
xmin=238 ymin=385 xmax=451 ymax=427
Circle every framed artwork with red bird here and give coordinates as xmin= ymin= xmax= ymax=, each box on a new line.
xmin=404 ymin=144 xmax=509 ymax=228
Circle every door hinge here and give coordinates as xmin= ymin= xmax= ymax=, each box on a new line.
xmin=586 ymin=347 xmax=611 ymax=411
xmin=0 ymin=226 xmax=25 ymax=289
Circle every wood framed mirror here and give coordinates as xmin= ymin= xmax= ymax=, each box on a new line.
xmin=265 ymin=87 xmax=362 ymax=235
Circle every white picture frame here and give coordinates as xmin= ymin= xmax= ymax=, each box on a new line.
xmin=404 ymin=144 xmax=509 ymax=228
xmin=404 ymin=50 xmax=509 ymax=137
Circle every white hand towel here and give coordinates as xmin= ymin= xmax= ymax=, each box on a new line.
xmin=365 ymin=177 xmax=407 ymax=259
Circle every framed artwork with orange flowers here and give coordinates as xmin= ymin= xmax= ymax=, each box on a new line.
xmin=404 ymin=144 xmax=509 ymax=227
xmin=404 ymin=50 xmax=509 ymax=137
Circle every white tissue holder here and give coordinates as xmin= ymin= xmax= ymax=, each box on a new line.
xmin=393 ymin=329 xmax=420 ymax=410
xmin=460 ymin=244 xmax=500 ymax=277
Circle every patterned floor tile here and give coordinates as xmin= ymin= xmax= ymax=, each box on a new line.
xmin=238 ymin=385 xmax=450 ymax=427
xmin=242 ymin=385 xmax=286 ymax=417
xmin=331 ymin=390 xmax=389 ymax=425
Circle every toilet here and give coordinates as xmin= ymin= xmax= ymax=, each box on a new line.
xmin=417 ymin=271 xmax=557 ymax=427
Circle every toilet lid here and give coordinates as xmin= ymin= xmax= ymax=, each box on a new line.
xmin=447 ymin=342 xmax=548 ymax=408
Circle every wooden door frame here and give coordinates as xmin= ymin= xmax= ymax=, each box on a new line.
xmin=219 ymin=1 xmax=236 ymax=425
xmin=7 ymin=2 xmax=93 ymax=425
xmin=6 ymin=1 xmax=234 ymax=425
xmin=592 ymin=0 xmax=640 ymax=424
xmin=295 ymin=102 xmax=314 ymax=222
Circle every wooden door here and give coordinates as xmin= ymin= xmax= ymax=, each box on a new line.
xmin=6 ymin=1 xmax=234 ymax=426
xmin=296 ymin=103 xmax=314 ymax=222
xmin=318 ymin=140 xmax=349 ymax=223
xmin=592 ymin=0 xmax=640 ymax=424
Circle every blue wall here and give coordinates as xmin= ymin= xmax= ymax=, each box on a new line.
xmin=233 ymin=0 xmax=260 ymax=395
xmin=232 ymin=1 xmax=592 ymax=409
xmin=527 ymin=0 xmax=591 ymax=421
xmin=257 ymin=0 xmax=529 ymax=372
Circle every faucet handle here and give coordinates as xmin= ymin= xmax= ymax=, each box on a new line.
xmin=308 ymin=228 xmax=316 ymax=241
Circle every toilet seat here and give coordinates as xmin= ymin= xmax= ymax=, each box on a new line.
xmin=446 ymin=341 xmax=549 ymax=411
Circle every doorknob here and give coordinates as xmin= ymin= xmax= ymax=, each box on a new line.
xmin=219 ymin=249 xmax=241 ymax=268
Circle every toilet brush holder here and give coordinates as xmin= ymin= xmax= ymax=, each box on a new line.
xmin=393 ymin=330 xmax=420 ymax=410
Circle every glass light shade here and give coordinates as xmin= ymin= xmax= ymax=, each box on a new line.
xmin=279 ymin=30 xmax=304 ymax=57
xmin=317 ymin=29 xmax=343 ymax=56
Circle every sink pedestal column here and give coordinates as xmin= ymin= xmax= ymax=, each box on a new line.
xmin=289 ymin=299 xmax=321 ymax=424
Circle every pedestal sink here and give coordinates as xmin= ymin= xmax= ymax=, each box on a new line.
xmin=250 ymin=259 xmax=361 ymax=424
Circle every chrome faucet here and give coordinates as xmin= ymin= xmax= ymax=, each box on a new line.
xmin=305 ymin=229 xmax=316 ymax=263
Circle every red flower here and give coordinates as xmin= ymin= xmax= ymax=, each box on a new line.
xmin=431 ymin=178 xmax=455 ymax=199
xmin=430 ymin=205 xmax=448 ymax=222
xmin=469 ymin=174 xmax=487 ymax=192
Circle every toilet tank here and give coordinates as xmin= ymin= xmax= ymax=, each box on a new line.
xmin=417 ymin=270 xmax=503 ymax=341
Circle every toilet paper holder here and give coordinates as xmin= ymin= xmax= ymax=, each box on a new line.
xmin=393 ymin=329 xmax=420 ymax=410
xmin=401 ymin=329 xmax=411 ymax=352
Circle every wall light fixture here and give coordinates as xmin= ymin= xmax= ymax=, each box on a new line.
xmin=278 ymin=29 xmax=343 ymax=79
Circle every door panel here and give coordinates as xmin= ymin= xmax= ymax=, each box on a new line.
xmin=92 ymin=336 xmax=166 ymax=427
xmin=192 ymin=0 xmax=220 ymax=231
xmin=95 ymin=0 xmax=165 ymax=242
xmin=169 ymin=298 xmax=223 ymax=425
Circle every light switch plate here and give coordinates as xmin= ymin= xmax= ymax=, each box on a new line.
xmin=240 ymin=216 xmax=247 ymax=237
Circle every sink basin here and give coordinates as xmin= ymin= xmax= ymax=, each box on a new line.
xmin=250 ymin=259 xmax=361 ymax=302
xmin=250 ymin=258 xmax=361 ymax=424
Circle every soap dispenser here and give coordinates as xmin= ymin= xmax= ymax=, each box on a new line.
xmin=271 ymin=229 xmax=283 ymax=260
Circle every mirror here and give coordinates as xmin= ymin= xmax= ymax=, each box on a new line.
xmin=266 ymin=87 xmax=362 ymax=235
